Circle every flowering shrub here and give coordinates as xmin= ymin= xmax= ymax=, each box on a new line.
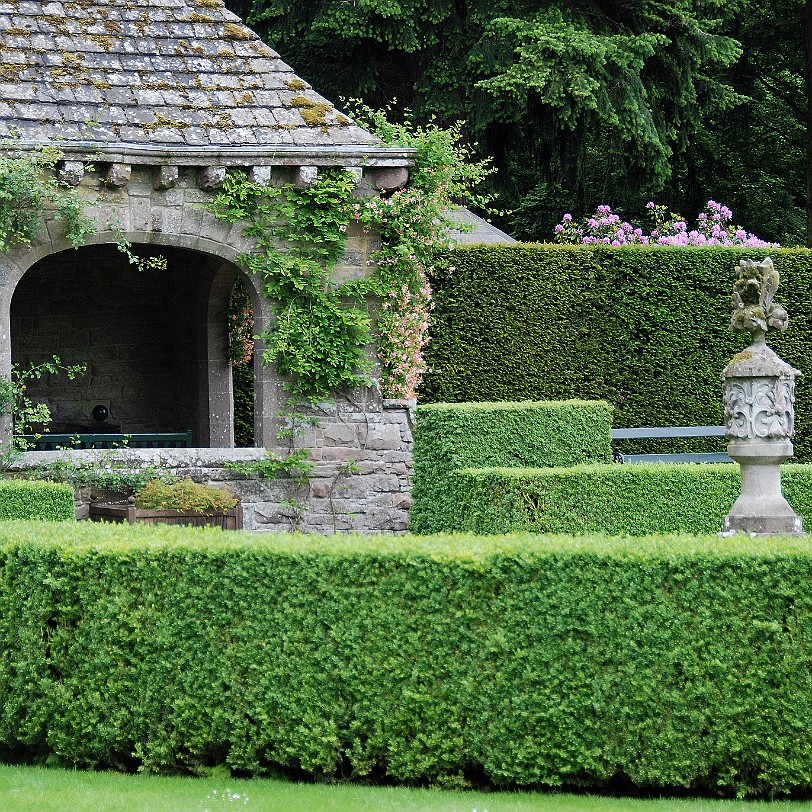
xmin=351 ymin=186 xmax=441 ymax=401
xmin=350 ymin=104 xmax=494 ymax=400
xmin=554 ymin=200 xmax=779 ymax=248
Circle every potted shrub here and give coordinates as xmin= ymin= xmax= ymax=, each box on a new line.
xmin=90 ymin=479 xmax=243 ymax=530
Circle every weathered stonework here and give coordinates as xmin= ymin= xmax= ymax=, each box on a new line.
xmin=721 ymin=257 xmax=804 ymax=535
xmin=8 ymin=399 xmax=415 ymax=534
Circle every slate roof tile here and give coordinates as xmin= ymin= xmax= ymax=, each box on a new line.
xmin=0 ymin=0 xmax=379 ymax=149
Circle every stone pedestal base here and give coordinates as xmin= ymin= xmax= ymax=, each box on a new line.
xmin=722 ymin=441 xmax=806 ymax=536
xmin=722 ymin=513 xmax=804 ymax=535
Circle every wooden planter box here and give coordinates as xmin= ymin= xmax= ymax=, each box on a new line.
xmin=90 ymin=502 xmax=243 ymax=530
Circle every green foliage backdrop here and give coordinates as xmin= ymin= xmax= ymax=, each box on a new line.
xmin=4 ymin=521 xmax=812 ymax=795
xmin=231 ymin=0 xmax=754 ymax=241
xmin=421 ymin=245 xmax=812 ymax=458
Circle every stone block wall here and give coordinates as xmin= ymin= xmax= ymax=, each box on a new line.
xmin=8 ymin=399 xmax=414 ymax=534
xmin=1 ymin=156 xmax=415 ymax=530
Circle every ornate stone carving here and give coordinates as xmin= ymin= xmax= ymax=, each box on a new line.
xmin=730 ymin=256 xmax=788 ymax=337
xmin=721 ymin=255 xmax=804 ymax=535
xmin=723 ymin=377 xmax=795 ymax=440
xmin=249 ymin=166 xmax=272 ymax=187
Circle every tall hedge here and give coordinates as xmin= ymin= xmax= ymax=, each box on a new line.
xmin=410 ymin=400 xmax=612 ymax=534
xmin=3 ymin=521 xmax=812 ymax=796
xmin=443 ymin=463 xmax=812 ymax=535
xmin=422 ymin=245 xmax=812 ymax=459
xmin=0 ymin=480 xmax=73 ymax=521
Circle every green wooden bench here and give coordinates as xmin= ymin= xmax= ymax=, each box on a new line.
xmin=18 ymin=431 xmax=193 ymax=451
xmin=611 ymin=425 xmax=733 ymax=464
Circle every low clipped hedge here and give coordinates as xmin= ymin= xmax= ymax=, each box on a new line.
xmin=443 ymin=463 xmax=812 ymax=535
xmin=3 ymin=521 xmax=812 ymax=795
xmin=411 ymin=400 xmax=612 ymax=534
xmin=0 ymin=480 xmax=73 ymax=521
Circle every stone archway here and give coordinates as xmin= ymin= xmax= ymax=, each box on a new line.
xmin=6 ymin=240 xmax=278 ymax=449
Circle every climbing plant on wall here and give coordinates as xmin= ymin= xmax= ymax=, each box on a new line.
xmin=350 ymin=103 xmax=494 ymax=399
xmin=0 ymin=142 xmax=93 ymax=251
xmin=210 ymin=107 xmax=493 ymax=402
xmin=210 ymin=167 xmax=371 ymax=400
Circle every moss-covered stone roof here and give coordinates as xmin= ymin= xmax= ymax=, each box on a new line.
xmin=0 ymin=0 xmax=379 ymax=149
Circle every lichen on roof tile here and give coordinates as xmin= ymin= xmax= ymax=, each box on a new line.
xmin=0 ymin=0 xmax=380 ymax=150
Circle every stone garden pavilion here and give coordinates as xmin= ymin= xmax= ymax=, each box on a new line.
xmin=0 ymin=0 xmax=412 ymax=449
xmin=0 ymin=0 xmax=419 ymax=532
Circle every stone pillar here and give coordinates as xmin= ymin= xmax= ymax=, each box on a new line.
xmin=722 ymin=338 xmax=802 ymax=534
xmin=721 ymin=257 xmax=804 ymax=535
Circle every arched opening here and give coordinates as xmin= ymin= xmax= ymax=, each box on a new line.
xmin=9 ymin=243 xmax=257 ymax=448
xmin=227 ymin=276 xmax=256 ymax=448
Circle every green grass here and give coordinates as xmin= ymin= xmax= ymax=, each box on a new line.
xmin=0 ymin=765 xmax=811 ymax=812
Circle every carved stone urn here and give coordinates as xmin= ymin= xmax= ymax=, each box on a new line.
xmin=721 ymin=257 xmax=804 ymax=535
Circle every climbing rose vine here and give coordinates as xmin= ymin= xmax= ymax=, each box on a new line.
xmin=353 ymin=183 xmax=450 ymax=401
xmin=214 ymin=105 xmax=493 ymax=403
xmin=349 ymin=104 xmax=494 ymax=400
xmin=554 ymin=200 xmax=779 ymax=248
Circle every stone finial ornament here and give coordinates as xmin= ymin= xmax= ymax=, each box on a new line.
xmin=730 ymin=257 xmax=788 ymax=336
xmin=721 ymin=256 xmax=804 ymax=535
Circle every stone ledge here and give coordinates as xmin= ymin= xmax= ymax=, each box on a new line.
xmin=26 ymin=141 xmax=417 ymax=167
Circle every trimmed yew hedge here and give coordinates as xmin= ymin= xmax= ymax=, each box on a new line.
xmin=422 ymin=245 xmax=812 ymax=459
xmin=2 ymin=521 xmax=812 ymax=796
xmin=443 ymin=463 xmax=812 ymax=535
xmin=410 ymin=400 xmax=612 ymax=534
xmin=0 ymin=480 xmax=73 ymax=521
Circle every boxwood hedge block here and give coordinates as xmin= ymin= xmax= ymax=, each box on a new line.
xmin=411 ymin=400 xmax=612 ymax=534
xmin=0 ymin=479 xmax=74 ymax=521
xmin=422 ymin=245 xmax=812 ymax=459
xmin=2 ymin=521 xmax=812 ymax=795
xmin=445 ymin=462 xmax=812 ymax=535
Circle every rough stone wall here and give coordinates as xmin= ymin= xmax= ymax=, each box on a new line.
xmin=8 ymin=399 xmax=414 ymax=534
xmin=72 ymin=163 xmax=380 ymax=284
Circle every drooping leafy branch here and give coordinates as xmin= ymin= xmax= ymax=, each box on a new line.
xmin=0 ymin=142 xmax=93 ymax=251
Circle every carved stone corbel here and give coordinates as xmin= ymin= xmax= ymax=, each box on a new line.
xmin=153 ymin=165 xmax=179 ymax=190
xmin=294 ymin=166 xmax=318 ymax=188
xmin=58 ymin=160 xmax=84 ymax=186
xmin=199 ymin=166 xmax=226 ymax=191
xmin=105 ymin=163 xmax=132 ymax=188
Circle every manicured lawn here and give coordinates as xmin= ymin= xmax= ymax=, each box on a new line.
xmin=1 ymin=765 xmax=812 ymax=812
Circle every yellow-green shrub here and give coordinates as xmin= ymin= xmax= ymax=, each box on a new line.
xmin=0 ymin=479 xmax=73 ymax=520
xmin=134 ymin=479 xmax=237 ymax=513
